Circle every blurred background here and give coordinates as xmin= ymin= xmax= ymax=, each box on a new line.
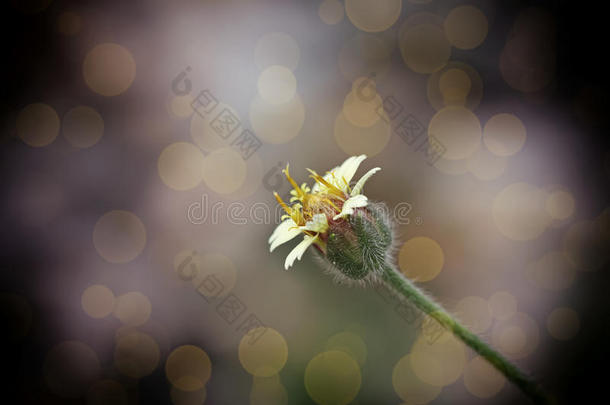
xmin=1 ymin=0 xmax=609 ymax=404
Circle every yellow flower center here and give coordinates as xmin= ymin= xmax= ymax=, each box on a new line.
xmin=274 ymin=165 xmax=348 ymax=228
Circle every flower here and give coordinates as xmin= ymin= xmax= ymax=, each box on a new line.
xmin=267 ymin=156 xmax=552 ymax=405
xmin=269 ymin=155 xmax=381 ymax=269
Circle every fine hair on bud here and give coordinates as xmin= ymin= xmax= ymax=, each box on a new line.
xmin=315 ymin=201 xmax=398 ymax=287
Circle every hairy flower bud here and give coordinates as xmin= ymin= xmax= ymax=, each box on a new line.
xmin=321 ymin=202 xmax=394 ymax=285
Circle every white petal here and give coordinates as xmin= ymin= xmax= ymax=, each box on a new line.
xmin=324 ymin=168 xmax=339 ymax=182
xmin=269 ymin=219 xmax=301 ymax=252
xmin=333 ymin=195 xmax=368 ymax=220
xmin=301 ymin=213 xmax=329 ymax=233
xmin=312 ymin=166 xmax=338 ymax=193
xmin=351 ymin=167 xmax=381 ymax=196
xmin=284 ymin=235 xmax=317 ymax=270
xmin=268 ymin=218 xmax=293 ymax=243
xmin=335 ymin=155 xmax=367 ymax=188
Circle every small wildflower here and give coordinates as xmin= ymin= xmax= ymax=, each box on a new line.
xmin=267 ymin=155 xmax=553 ymax=405
xmin=268 ymin=155 xmax=382 ymax=271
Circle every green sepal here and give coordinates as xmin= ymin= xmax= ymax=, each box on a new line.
xmin=326 ymin=202 xmax=393 ymax=281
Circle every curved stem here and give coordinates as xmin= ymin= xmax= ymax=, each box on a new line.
xmin=381 ymin=264 xmax=553 ymax=405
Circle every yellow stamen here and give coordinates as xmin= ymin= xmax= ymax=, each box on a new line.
xmin=290 ymin=204 xmax=305 ymax=225
xmin=283 ymin=164 xmax=305 ymax=201
xmin=323 ymin=197 xmax=340 ymax=212
xmin=342 ymin=176 xmax=351 ymax=193
xmin=302 ymin=230 xmax=316 ymax=238
xmin=274 ymin=192 xmax=291 ymax=215
xmin=306 ymin=169 xmax=344 ymax=197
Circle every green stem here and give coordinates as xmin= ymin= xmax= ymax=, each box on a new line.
xmin=381 ymin=264 xmax=553 ymax=405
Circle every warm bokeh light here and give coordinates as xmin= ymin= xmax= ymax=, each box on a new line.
xmin=488 ymin=291 xmax=518 ymax=321
xmin=249 ymin=94 xmax=305 ymax=144
xmin=304 ymin=350 xmax=361 ymax=405
xmin=62 ymin=106 xmax=104 ymax=148
xmin=257 ymin=66 xmax=297 ymax=105
xmin=190 ymin=103 xmax=240 ymax=153
xmin=392 ymin=354 xmax=442 ymax=404
xmin=454 ymin=296 xmax=493 ymax=334
xmin=400 ymin=23 xmax=451 ymax=74
xmin=112 ymin=291 xmax=152 ymax=326
xmin=114 ymin=331 xmax=160 ymax=378
xmin=410 ymin=331 xmax=466 ymax=387
xmin=492 ymin=312 xmax=539 ymax=359
xmin=428 ymin=106 xmax=481 ymax=160
xmin=324 ymin=331 xmax=367 ymax=367
xmin=92 ymin=210 xmax=147 ymax=264
xmin=201 ymin=147 xmax=247 ymax=194
xmin=158 ymin=142 xmax=205 ymax=191
xmin=190 ymin=253 xmax=237 ymax=298
xmin=16 ymin=102 xmax=60 ymax=147
xmin=250 ymin=375 xmax=288 ymax=405
xmin=239 ymin=328 xmax=288 ymax=377
xmin=83 ymin=43 xmax=136 ymax=97
xmin=345 ymin=0 xmax=401 ymax=33
xmin=342 ymin=80 xmax=383 ymax=128
xmin=165 ymin=345 xmax=212 ymax=391
xmin=492 ymin=183 xmax=551 ymax=241
xmin=466 ymin=145 xmax=507 ymax=181
xmin=427 ymin=62 xmax=483 ymax=111
xmin=483 ymin=113 xmax=527 ymax=157
xmin=169 ymin=94 xmax=195 ymax=119
xmin=334 ymin=109 xmax=391 ymax=157
xmin=444 ymin=6 xmax=488 ymax=50
xmin=463 ymin=355 xmax=506 ymax=398
xmin=545 ymin=189 xmax=575 ymax=220
xmin=227 ymin=153 xmax=265 ymax=199
xmin=318 ymin=0 xmax=344 ymax=25
xmin=81 ymin=284 xmax=115 ymax=319
xmin=398 ymin=237 xmax=445 ymax=282
xmin=439 ymin=68 xmax=471 ymax=105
